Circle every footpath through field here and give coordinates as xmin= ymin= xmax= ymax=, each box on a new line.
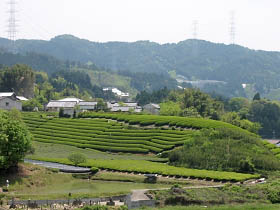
xmin=130 ymin=184 xmax=225 ymax=201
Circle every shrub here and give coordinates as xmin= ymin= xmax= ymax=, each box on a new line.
xmin=68 ymin=153 xmax=87 ymax=166
xmin=91 ymin=167 xmax=99 ymax=174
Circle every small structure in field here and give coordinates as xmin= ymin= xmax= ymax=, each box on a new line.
xmin=144 ymin=174 xmax=157 ymax=183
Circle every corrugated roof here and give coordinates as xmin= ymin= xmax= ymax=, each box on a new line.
xmin=17 ymin=96 xmax=28 ymax=101
xmin=47 ymin=101 xmax=77 ymax=108
xmin=111 ymin=106 xmax=131 ymax=112
xmin=0 ymin=92 xmax=14 ymax=97
xmin=151 ymin=103 xmax=160 ymax=109
xmin=58 ymin=97 xmax=84 ymax=103
xmin=79 ymin=101 xmax=97 ymax=106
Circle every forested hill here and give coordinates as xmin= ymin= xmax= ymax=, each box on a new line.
xmin=2 ymin=35 xmax=280 ymax=98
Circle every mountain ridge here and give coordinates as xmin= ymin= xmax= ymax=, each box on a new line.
xmin=1 ymin=35 xmax=280 ymax=98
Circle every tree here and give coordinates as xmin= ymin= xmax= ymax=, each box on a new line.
xmin=68 ymin=153 xmax=86 ymax=166
xmin=253 ymin=92 xmax=261 ymax=101
xmin=95 ymin=99 xmax=108 ymax=111
xmin=0 ymin=110 xmax=32 ymax=170
xmin=0 ymin=64 xmax=35 ymax=98
xmin=59 ymin=108 xmax=65 ymax=118
xmin=22 ymin=98 xmax=43 ymax=111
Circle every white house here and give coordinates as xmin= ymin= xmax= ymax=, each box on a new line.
xmin=0 ymin=92 xmax=22 ymax=111
xmin=103 ymin=87 xmax=129 ymax=98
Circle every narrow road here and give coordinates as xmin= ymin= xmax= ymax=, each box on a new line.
xmin=131 ymin=184 xmax=225 ymax=201
xmin=24 ymin=159 xmax=91 ymax=173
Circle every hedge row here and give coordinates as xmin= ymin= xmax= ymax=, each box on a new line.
xmin=78 ymin=112 xmax=256 ymax=137
xmin=34 ymin=138 xmax=149 ymax=153
xmin=262 ymin=140 xmax=280 ymax=159
xmin=30 ymin=157 xmax=260 ymax=182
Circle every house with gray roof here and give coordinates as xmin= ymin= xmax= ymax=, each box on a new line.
xmin=143 ymin=103 xmax=160 ymax=115
xmin=108 ymin=102 xmax=142 ymax=113
xmin=78 ymin=101 xmax=97 ymax=111
xmin=0 ymin=92 xmax=22 ymax=111
xmin=46 ymin=100 xmax=78 ymax=116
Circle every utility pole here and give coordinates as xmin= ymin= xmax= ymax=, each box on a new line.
xmin=229 ymin=11 xmax=236 ymax=45
xmin=7 ymin=0 xmax=17 ymax=53
xmin=192 ymin=20 xmax=198 ymax=39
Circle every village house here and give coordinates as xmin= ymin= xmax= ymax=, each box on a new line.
xmin=0 ymin=92 xmax=28 ymax=111
xmin=108 ymin=102 xmax=142 ymax=113
xmin=46 ymin=97 xmax=142 ymax=115
xmin=143 ymin=103 xmax=160 ymax=115
xmin=103 ymin=87 xmax=129 ymax=98
xmin=78 ymin=101 xmax=97 ymax=112
xmin=46 ymin=100 xmax=78 ymax=116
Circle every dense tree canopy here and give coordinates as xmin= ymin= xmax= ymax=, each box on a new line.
xmin=169 ymin=128 xmax=280 ymax=173
xmin=0 ymin=64 xmax=35 ymax=98
xmin=0 ymin=110 xmax=32 ymax=170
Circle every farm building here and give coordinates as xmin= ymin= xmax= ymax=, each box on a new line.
xmin=46 ymin=100 xmax=77 ymax=116
xmin=108 ymin=102 xmax=142 ymax=113
xmin=79 ymin=101 xmax=97 ymax=111
xmin=143 ymin=103 xmax=160 ymax=115
xmin=0 ymin=92 xmax=25 ymax=111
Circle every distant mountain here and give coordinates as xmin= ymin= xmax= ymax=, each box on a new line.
xmin=1 ymin=35 xmax=280 ymax=98
xmin=0 ymin=49 xmax=66 ymax=74
xmin=0 ymin=48 xmax=177 ymax=95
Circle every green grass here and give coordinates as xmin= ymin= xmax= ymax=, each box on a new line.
xmin=1 ymin=163 xmax=172 ymax=200
xmin=138 ymin=204 xmax=280 ymax=210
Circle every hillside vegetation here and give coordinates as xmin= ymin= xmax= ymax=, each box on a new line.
xmin=2 ymin=35 xmax=280 ymax=98
xmin=22 ymin=112 xmax=280 ymax=176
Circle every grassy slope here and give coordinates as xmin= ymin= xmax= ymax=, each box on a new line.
xmin=0 ymin=163 xmax=172 ymax=200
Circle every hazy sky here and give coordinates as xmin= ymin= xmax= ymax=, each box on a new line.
xmin=0 ymin=0 xmax=279 ymax=51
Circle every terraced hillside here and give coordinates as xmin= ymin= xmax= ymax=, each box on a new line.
xmin=22 ymin=113 xmax=195 ymax=154
xmin=79 ymin=112 xmax=257 ymax=137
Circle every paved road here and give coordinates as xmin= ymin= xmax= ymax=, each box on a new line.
xmin=24 ymin=159 xmax=91 ymax=173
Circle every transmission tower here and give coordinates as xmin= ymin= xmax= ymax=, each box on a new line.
xmin=192 ymin=20 xmax=198 ymax=39
xmin=7 ymin=0 xmax=17 ymax=53
xmin=229 ymin=11 xmax=235 ymax=45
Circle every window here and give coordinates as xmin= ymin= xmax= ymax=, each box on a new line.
xmin=6 ymin=102 xmax=9 ymax=106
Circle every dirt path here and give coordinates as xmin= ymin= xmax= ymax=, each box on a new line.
xmin=131 ymin=184 xmax=225 ymax=201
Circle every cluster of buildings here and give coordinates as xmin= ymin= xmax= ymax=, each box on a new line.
xmin=46 ymin=97 xmax=143 ymax=116
xmin=0 ymin=92 xmax=161 ymax=116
